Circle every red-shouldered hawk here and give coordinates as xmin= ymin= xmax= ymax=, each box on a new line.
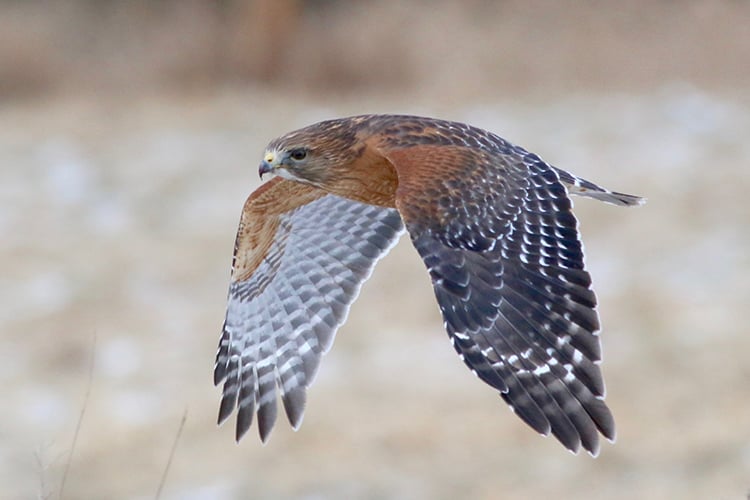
xmin=214 ymin=114 xmax=644 ymax=456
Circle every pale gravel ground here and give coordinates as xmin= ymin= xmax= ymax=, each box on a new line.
xmin=1 ymin=85 xmax=749 ymax=499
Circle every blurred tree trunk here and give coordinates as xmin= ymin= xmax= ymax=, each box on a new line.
xmin=224 ymin=0 xmax=302 ymax=82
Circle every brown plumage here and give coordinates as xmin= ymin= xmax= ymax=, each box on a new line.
xmin=214 ymin=114 xmax=644 ymax=455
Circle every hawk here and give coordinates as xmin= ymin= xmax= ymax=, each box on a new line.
xmin=214 ymin=114 xmax=643 ymax=456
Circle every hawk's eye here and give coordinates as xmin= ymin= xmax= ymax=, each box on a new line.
xmin=289 ymin=149 xmax=307 ymax=161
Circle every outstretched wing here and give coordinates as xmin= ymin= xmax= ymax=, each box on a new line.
xmin=380 ymin=127 xmax=615 ymax=456
xmin=214 ymin=177 xmax=404 ymax=442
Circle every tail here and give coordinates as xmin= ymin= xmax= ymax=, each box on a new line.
xmin=553 ymin=167 xmax=646 ymax=207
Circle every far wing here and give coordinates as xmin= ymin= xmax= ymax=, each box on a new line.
xmin=214 ymin=177 xmax=404 ymax=442
xmin=384 ymin=140 xmax=615 ymax=456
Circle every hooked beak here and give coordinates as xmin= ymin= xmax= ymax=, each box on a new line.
xmin=258 ymin=160 xmax=273 ymax=179
xmin=258 ymin=151 xmax=279 ymax=179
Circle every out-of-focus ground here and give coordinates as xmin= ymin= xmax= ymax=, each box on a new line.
xmin=1 ymin=1 xmax=749 ymax=499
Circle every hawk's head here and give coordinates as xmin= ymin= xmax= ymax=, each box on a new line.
xmin=259 ymin=117 xmax=368 ymax=186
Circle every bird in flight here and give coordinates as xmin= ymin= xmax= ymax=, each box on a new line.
xmin=214 ymin=114 xmax=643 ymax=456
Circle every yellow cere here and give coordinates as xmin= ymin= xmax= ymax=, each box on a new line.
xmin=264 ymin=152 xmax=276 ymax=164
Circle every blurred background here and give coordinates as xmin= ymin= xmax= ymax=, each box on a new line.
xmin=1 ymin=1 xmax=749 ymax=498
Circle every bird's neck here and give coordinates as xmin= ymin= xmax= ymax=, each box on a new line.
xmin=324 ymin=147 xmax=399 ymax=208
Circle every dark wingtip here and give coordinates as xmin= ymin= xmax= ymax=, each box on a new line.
xmin=584 ymin=438 xmax=601 ymax=457
xmin=235 ymin=402 xmax=255 ymax=442
xmin=213 ymin=364 xmax=227 ymax=386
xmin=500 ymin=392 xmax=551 ymax=436
xmin=257 ymin=401 xmax=278 ymax=444
xmin=217 ymin=394 xmax=235 ymax=426
xmin=282 ymin=387 xmax=307 ymax=430
xmin=258 ymin=423 xmax=272 ymax=444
